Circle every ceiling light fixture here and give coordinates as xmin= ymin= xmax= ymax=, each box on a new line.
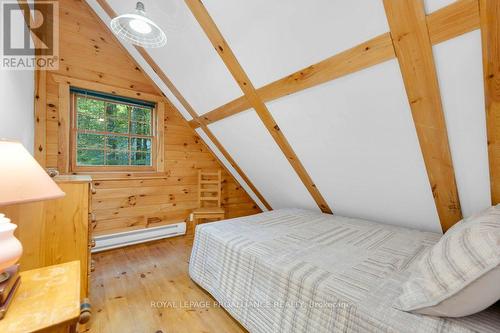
xmin=110 ymin=2 xmax=167 ymax=48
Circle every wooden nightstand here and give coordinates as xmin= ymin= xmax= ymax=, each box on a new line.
xmin=0 ymin=261 xmax=81 ymax=333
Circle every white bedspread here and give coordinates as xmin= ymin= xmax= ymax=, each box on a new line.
xmin=189 ymin=209 xmax=500 ymax=333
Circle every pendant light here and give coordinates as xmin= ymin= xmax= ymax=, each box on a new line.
xmin=110 ymin=2 xmax=167 ymax=48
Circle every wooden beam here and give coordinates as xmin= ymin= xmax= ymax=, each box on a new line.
xmin=383 ymin=0 xmax=462 ymax=231
xmin=190 ymin=33 xmax=395 ymax=128
xmin=479 ymin=0 xmax=500 ymax=204
xmin=94 ymin=0 xmax=272 ymax=211
xmin=185 ymin=0 xmax=332 ymax=214
xmin=189 ymin=0 xmax=480 ymax=129
xmin=427 ymin=0 xmax=480 ymax=44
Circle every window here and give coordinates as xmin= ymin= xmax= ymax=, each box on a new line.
xmin=71 ymin=88 xmax=157 ymax=171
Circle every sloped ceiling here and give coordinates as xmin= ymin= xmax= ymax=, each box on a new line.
xmin=86 ymin=0 xmax=491 ymax=233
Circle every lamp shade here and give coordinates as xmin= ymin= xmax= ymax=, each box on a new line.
xmin=0 ymin=140 xmax=65 ymax=206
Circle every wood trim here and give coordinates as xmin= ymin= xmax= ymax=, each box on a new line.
xmin=58 ymin=82 xmax=71 ymax=173
xmin=384 ymin=0 xmax=462 ymax=231
xmin=156 ymin=102 xmax=166 ymax=172
xmin=51 ymin=74 xmax=165 ymax=103
xmin=34 ymin=70 xmax=47 ymax=166
xmin=189 ymin=0 xmax=481 ymax=129
xmin=185 ymin=0 xmax=332 ymax=214
xmin=93 ymin=0 xmax=272 ymax=211
xmin=68 ymin=89 xmax=159 ymax=173
xmin=479 ymin=0 xmax=500 ymax=204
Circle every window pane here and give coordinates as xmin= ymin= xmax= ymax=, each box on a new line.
xmin=77 ymin=133 xmax=104 ymax=149
xmin=77 ymin=96 xmax=105 ymax=119
xmin=77 ymin=149 xmax=104 ymax=165
xmin=130 ymin=121 xmax=151 ymax=135
xmin=77 ymin=114 xmax=106 ymax=132
xmin=106 ymin=136 xmax=129 ymax=151
xmin=106 ymin=151 xmax=130 ymax=165
xmin=131 ymin=151 xmax=151 ymax=165
xmin=106 ymin=103 xmax=129 ymax=119
xmin=131 ymin=107 xmax=151 ymax=122
xmin=106 ymin=118 xmax=129 ymax=134
xmin=75 ymin=93 xmax=155 ymax=168
xmin=131 ymin=137 xmax=151 ymax=151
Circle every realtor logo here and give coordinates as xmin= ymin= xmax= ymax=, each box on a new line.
xmin=1 ymin=0 xmax=59 ymax=70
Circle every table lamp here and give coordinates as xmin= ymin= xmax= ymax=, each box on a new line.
xmin=0 ymin=139 xmax=65 ymax=317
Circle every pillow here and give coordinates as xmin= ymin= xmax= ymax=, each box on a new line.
xmin=395 ymin=206 xmax=500 ymax=317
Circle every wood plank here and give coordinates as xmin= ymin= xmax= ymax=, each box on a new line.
xmin=34 ymin=70 xmax=47 ymax=166
xmin=479 ymin=0 xmax=500 ymax=204
xmin=189 ymin=0 xmax=481 ymax=129
xmin=57 ymin=82 xmax=70 ymax=173
xmin=185 ymin=0 xmax=332 ymax=214
xmin=383 ymin=0 xmax=462 ymax=231
xmin=88 ymin=237 xmax=247 ymax=332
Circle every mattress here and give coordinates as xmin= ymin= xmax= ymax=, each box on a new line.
xmin=189 ymin=209 xmax=500 ymax=333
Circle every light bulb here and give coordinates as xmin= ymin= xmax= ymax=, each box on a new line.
xmin=129 ymin=19 xmax=152 ymax=34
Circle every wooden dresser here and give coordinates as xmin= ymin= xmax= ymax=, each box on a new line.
xmin=2 ymin=175 xmax=94 ymax=302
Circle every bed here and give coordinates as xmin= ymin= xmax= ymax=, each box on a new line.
xmin=189 ymin=209 xmax=500 ymax=333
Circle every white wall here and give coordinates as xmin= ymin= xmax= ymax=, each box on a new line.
xmin=0 ymin=4 xmax=34 ymax=153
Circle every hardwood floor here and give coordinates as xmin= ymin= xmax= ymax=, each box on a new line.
xmin=83 ymin=236 xmax=247 ymax=333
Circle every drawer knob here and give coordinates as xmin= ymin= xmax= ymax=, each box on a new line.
xmin=90 ymin=238 xmax=96 ymax=248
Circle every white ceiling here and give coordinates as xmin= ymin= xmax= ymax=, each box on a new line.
xmin=267 ymin=59 xmax=440 ymax=232
xmin=87 ymin=0 xmax=491 ymax=232
xmin=203 ymin=0 xmax=389 ymax=88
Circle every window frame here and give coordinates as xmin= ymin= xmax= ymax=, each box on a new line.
xmin=70 ymin=91 xmax=158 ymax=172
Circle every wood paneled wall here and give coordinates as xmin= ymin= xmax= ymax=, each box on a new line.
xmin=92 ymin=106 xmax=260 ymax=236
xmin=40 ymin=0 xmax=260 ymax=236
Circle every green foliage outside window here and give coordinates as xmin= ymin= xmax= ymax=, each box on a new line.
xmin=75 ymin=95 xmax=154 ymax=167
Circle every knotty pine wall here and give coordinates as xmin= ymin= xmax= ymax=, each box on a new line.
xmin=41 ymin=0 xmax=260 ymax=236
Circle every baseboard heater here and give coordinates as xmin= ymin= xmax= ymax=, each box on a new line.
xmin=92 ymin=222 xmax=186 ymax=253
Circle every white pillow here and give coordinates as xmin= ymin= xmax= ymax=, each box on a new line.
xmin=395 ymin=206 xmax=500 ymax=317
